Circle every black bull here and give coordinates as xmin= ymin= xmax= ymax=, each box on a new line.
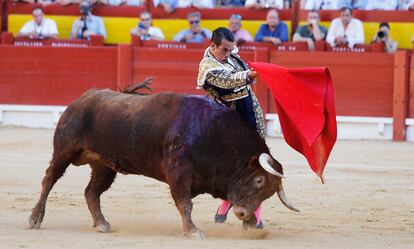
xmin=28 ymin=87 xmax=298 ymax=238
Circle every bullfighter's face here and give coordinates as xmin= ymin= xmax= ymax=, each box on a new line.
xmin=210 ymin=38 xmax=236 ymax=63
xmin=227 ymin=156 xmax=281 ymax=222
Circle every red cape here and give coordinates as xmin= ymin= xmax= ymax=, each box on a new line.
xmin=249 ymin=62 xmax=337 ymax=183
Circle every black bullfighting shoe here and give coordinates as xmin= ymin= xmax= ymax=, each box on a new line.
xmin=256 ymin=220 xmax=264 ymax=229
xmin=214 ymin=205 xmax=232 ymax=223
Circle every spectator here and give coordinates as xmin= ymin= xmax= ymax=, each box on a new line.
xmin=338 ymin=0 xmax=367 ymax=9
xmin=220 ymin=0 xmax=244 ymax=6
xmin=173 ymin=12 xmax=212 ymax=43
xmin=153 ymin=0 xmax=178 ymax=13
xmin=254 ymin=9 xmax=288 ymax=45
xmin=245 ymin=0 xmax=283 ymax=9
xmin=11 ymin=0 xmax=35 ymax=3
xmin=131 ymin=11 xmax=165 ymax=41
xmin=108 ymin=0 xmax=144 ymax=6
xmin=70 ymin=1 xmax=107 ymax=40
xmin=326 ymin=7 xmax=364 ymax=48
xmin=399 ymin=0 xmax=414 ymax=9
xmin=304 ymin=0 xmax=340 ymax=10
xmin=177 ymin=0 xmax=214 ymax=8
xmin=17 ymin=6 xmax=58 ymax=39
xmin=365 ymin=0 xmax=398 ymax=10
xmin=228 ymin=14 xmax=253 ymax=44
xmin=293 ymin=10 xmax=327 ymax=50
xmin=37 ymin=0 xmax=55 ymax=6
xmin=371 ymin=22 xmax=398 ymax=53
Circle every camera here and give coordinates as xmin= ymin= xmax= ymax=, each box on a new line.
xmin=377 ymin=31 xmax=385 ymax=39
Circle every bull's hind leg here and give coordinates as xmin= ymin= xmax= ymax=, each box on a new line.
xmin=84 ymin=162 xmax=116 ymax=233
xmin=29 ymin=152 xmax=71 ymax=229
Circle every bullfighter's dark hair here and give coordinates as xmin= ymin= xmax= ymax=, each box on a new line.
xmin=211 ymin=27 xmax=235 ymax=46
xmin=120 ymin=77 xmax=153 ymax=95
xmin=339 ymin=6 xmax=352 ymax=14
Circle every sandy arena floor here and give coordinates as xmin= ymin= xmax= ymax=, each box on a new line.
xmin=0 ymin=126 xmax=413 ymax=249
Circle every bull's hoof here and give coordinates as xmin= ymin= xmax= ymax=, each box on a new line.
xmin=242 ymin=219 xmax=263 ymax=230
xmin=185 ymin=228 xmax=205 ymax=239
xmin=95 ymin=221 xmax=111 ymax=233
xmin=28 ymin=209 xmax=45 ymax=229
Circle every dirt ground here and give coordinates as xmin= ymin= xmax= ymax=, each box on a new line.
xmin=0 ymin=126 xmax=413 ymax=249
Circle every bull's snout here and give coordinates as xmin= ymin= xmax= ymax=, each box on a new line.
xmin=233 ymin=206 xmax=252 ymax=221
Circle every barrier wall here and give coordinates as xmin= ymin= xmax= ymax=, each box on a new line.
xmin=0 ymin=43 xmax=413 ymax=140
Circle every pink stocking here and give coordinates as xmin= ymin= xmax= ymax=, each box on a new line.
xmin=254 ymin=204 xmax=262 ymax=225
xmin=217 ymin=199 xmax=231 ymax=215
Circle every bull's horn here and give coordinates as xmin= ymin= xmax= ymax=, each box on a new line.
xmin=277 ymin=182 xmax=300 ymax=212
xmin=259 ymin=153 xmax=285 ymax=178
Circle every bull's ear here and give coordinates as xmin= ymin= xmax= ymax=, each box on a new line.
xmin=247 ymin=156 xmax=259 ymax=169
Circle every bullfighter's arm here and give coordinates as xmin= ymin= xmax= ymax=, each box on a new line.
xmin=205 ymin=69 xmax=253 ymax=89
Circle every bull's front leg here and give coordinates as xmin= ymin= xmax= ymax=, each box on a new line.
xmin=170 ymin=181 xmax=204 ymax=239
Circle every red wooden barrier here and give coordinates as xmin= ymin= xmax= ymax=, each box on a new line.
xmin=393 ymin=51 xmax=409 ymax=140
xmin=0 ymin=46 xmax=117 ymax=105
xmin=269 ymin=51 xmax=395 ymax=117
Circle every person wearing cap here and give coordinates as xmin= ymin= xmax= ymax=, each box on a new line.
xmin=197 ymin=27 xmax=265 ymax=229
xmin=228 ymin=14 xmax=253 ymax=44
xmin=18 ymin=6 xmax=58 ymax=39
xmin=70 ymin=0 xmax=107 ymax=40
xmin=173 ymin=12 xmax=212 ymax=43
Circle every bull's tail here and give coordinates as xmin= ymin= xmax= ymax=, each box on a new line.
xmin=120 ymin=77 xmax=154 ymax=95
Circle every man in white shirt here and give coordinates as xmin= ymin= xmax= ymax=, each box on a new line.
xmin=304 ymin=0 xmax=340 ymax=10
xmin=326 ymin=7 xmax=364 ymax=48
xmin=245 ymin=0 xmax=284 ymax=9
xmin=365 ymin=0 xmax=398 ymax=10
xmin=130 ymin=11 xmax=165 ymax=41
xmin=177 ymin=0 xmax=214 ymax=8
xmin=17 ymin=6 xmax=58 ymax=39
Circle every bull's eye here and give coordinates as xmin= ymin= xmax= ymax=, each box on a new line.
xmin=254 ymin=176 xmax=265 ymax=188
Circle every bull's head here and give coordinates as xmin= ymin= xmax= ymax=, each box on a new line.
xmin=227 ymin=153 xmax=299 ymax=224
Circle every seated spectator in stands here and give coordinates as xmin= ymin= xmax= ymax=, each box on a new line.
xmin=107 ymin=0 xmax=144 ymax=5
xmin=292 ymin=10 xmax=327 ymax=50
xmin=70 ymin=1 xmax=107 ymax=40
xmin=304 ymin=0 xmax=340 ymax=10
xmin=245 ymin=0 xmax=284 ymax=9
xmin=399 ymin=0 xmax=414 ymax=9
xmin=371 ymin=22 xmax=398 ymax=53
xmin=154 ymin=0 xmax=178 ymax=13
xmin=338 ymin=0 xmax=367 ymax=9
xmin=365 ymin=0 xmax=398 ymax=10
xmin=177 ymin=0 xmax=214 ymax=8
xmin=17 ymin=6 xmax=58 ymax=39
xmin=131 ymin=11 xmax=165 ymax=41
xmin=220 ymin=0 xmax=244 ymax=6
xmin=228 ymin=14 xmax=253 ymax=44
xmin=37 ymin=0 xmax=55 ymax=6
xmin=173 ymin=12 xmax=212 ymax=43
xmin=326 ymin=7 xmax=364 ymax=48
xmin=254 ymin=9 xmax=288 ymax=45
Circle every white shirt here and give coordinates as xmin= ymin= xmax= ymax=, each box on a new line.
xmin=177 ymin=0 xmax=214 ymax=8
xmin=365 ymin=0 xmax=398 ymax=10
xmin=19 ymin=18 xmax=58 ymax=37
xmin=399 ymin=0 xmax=414 ymax=9
xmin=131 ymin=26 xmax=165 ymax=41
xmin=244 ymin=0 xmax=284 ymax=9
xmin=304 ymin=0 xmax=340 ymax=10
xmin=326 ymin=17 xmax=364 ymax=48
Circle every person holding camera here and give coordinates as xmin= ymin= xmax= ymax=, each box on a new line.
xmin=292 ymin=10 xmax=327 ymax=50
xmin=372 ymin=22 xmax=398 ymax=53
xmin=130 ymin=11 xmax=165 ymax=41
xmin=173 ymin=12 xmax=212 ymax=43
xmin=70 ymin=1 xmax=107 ymax=40
xmin=18 ymin=6 xmax=58 ymax=39
xmin=326 ymin=6 xmax=364 ymax=48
